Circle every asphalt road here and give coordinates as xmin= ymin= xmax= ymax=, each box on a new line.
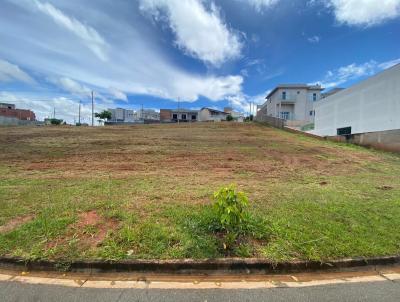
xmin=1 ymin=280 xmax=399 ymax=302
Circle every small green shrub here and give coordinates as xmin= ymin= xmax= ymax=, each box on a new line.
xmin=213 ymin=184 xmax=249 ymax=233
xmin=226 ymin=114 xmax=233 ymax=121
xmin=212 ymin=185 xmax=253 ymax=251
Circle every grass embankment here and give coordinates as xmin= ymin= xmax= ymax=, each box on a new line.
xmin=0 ymin=123 xmax=399 ymax=262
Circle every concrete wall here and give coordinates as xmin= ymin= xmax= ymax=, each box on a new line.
xmin=313 ymin=64 xmax=400 ymax=136
xmin=327 ymin=129 xmax=400 ymax=153
xmin=0 ymin=116 xmax=42 ymax=126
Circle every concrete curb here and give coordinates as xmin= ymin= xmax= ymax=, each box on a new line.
xmin=0 ymin=255 xmax=399 ymax=275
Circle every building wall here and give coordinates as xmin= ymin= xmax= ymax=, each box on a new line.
xmin=265 ymin=88 xmax=320 ymax=123
xmin=327 ymin=129 xmax=400 ymax=153
xmin=313 ymin=64 xmax=400 ymax=136
xmin=0 ymin=116 xmax=42 ymax=126
xmin=199 ymin=109 xmax=227 ymax=122
xmin=160 ymin=109 xmax=198 ymax=122
xmin=125 ymin=110 xmax=135 ymax=122
xmin=160 ymin=109 xmax=171 ymax=122
xmin=0 ymin=108 xmax=36 ymax=120
xmin=0 ymin=103 xmax=16 ymax=109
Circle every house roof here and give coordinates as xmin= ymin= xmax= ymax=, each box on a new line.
xmin=265 ymin=84 xmax=324 ymax=99
xmin=161 ymin=108 xmax=198 ymax=113
xmin=201 ymin=107 xmax=228 ymax=115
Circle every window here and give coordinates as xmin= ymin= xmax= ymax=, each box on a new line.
xmin=280 ymin=112 xmax=290 ymax=120
xmin=282 ymin=91 xmax=286 ymax=100
xmin=181 ymin=114 xmax=187 ymax=120
xmin=337 ymin=127 xmax=351 ymax=136
xmin=172 ymin=114 xmax=177 ymax=120
xmin=309 ymin=110 xmax=314 ymax=116
xmin=297 ymin=91 xmax=300 ymax=94
xmin=191 ymin=114 xmax=196 ymax=120
xmin=312 ymin=93 xmax=317 ymax=101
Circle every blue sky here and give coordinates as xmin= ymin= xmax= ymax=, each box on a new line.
xmin=0 ymin=0 xmax=399 ymax=123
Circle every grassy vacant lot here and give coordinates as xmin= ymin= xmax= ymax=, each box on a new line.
xmin=0 ymin=123 xmax=399 ymax=262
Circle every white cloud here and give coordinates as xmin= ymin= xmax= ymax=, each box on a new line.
xmin=33 ymin=0 xmax=108 ymax=61
xmin=312 ymin=58 xmax=400 ymax=88
xmin=327 ymin=0 xmax=400 ymax=26
xmin=378 ymin=58 xmax=400 ymax=69
xmin=226 ymin=90 xmax=270 ymax=114
xmin=243 ymin=0 xmax=280 ymax=12
xmin=139 ymin=0 xmax=242 ymax=66
xmin=0 ymin=59 xmax=35 ymax=84
xmin=0 ymin=1 xmax=243 ymax=107
xmin=49 ymin=77 xmax=92 ymax=97
xmin=307 ymin=35 xmax=320 ymax=43
xmin=108 ymin=87 xmax=128 ymax=102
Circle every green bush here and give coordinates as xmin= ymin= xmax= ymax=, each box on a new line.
xmin=213 ymin=184 xmax=249 ymax=233
xmin=212 ymin=185 xmax=269 ymax=253
xmin=49 ymin=118 xmax=63 ymax=125
xmin=226 ymin=114 xmax=233 ymax=121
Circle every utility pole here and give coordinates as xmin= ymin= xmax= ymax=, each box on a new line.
xmin=141 ymin=104 xmax=144 ymax=122
xmin=91 ymin=91 xmax=94 ymax=127
xmin=249 ymin=102 xmax=251 ymax=118
xmin=78 ymin=100 xmax=81 ymax=124
xmin=177 ymin=97 xmax=180 ymax=125
xmin=53 ymin=107 xmax=56 ymax=119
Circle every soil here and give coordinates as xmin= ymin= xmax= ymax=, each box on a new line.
xmin=46 ymin=210 xmax=119 ymax=251
xmin=0 ymin=215 xmax=34 ymax=234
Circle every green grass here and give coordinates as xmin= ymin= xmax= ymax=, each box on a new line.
xmin=0 ymin=123 xmax=399 ymax=261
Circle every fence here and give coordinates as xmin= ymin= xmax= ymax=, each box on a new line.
xmin=255 ymin=114 xmax=286 ymax=129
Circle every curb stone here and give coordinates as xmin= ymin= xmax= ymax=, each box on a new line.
xmin=0 ymin=255 xmax=399 ymax=275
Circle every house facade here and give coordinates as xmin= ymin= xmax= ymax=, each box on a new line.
xmin=313 ymin=63 xmax=400 ymax=137
xmin=224 ymin=107 xmax=244 ymax=122
xmin=136 ymin=109 xmax=160 ymax=121
xmin=160 ymin=109 xmax=198 ymax=122
xmin=108 ymin=108 xmax=159 ymax=123
xmin=199 ymin=107 xmax=228 ymax=122
xmin=257 ymin=84 xmax=323 ymax=126
xmin=0 ymin=103 xmax=36 ymax=121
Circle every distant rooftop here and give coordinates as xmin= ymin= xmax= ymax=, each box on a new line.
xmin=201 ymin=107 xmax=228 ymax=114
xmin=161 ymin=108 xmax=199 ymax=113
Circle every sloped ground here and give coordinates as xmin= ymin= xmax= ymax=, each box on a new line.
xmin=0 ymin=123 xmax=399 ymax=261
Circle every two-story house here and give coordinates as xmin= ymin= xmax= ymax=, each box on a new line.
xmin=257 ymin=84 xmax=323 ymax=126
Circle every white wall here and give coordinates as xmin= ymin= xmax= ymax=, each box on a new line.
xmin=313 ymin=64 xmax=400 ymax=136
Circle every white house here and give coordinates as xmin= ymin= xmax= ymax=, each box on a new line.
xmin=257 ymin=84 xmax=323 ymax=126
xmin=199 ymin=107 xmax=229 ymax=122
xmin=224 ymin=107 xmax=244 ymax=122
xmin=313 ymin=64 xmax=400 ymax=136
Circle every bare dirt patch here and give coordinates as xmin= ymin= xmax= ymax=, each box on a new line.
xmin=0 ymin=215 xmax=34 ymax=234
xmin=47 ymin=210 xmax=119 ymax=251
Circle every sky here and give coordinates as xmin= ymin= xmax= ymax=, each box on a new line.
xmin=0 ymin=0 xmax=399 ymax=124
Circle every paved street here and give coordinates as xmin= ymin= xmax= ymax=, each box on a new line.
xmin=1 ymin=279 xmax=399 ymax=302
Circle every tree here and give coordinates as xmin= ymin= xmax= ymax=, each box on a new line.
xmin=226 ymin=114 xmax=233 ymax=121
xmin=95 ymin=110 xmax=112 ymax=121
xmin=49 ymin=118 xmax=63 ymax=125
